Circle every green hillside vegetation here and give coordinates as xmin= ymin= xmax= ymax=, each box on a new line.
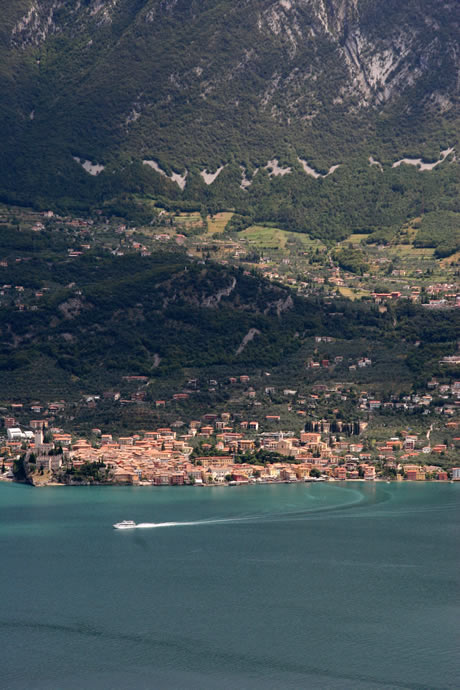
xmin=0 ymin=1 xmax=458 ymax=243
xmin=332 ymin=247 xmax=370 ymax=275
xmin=414 ymin=211 xmax=460 ymax=258
xmin=0 ymin=235 xmax=458 ymax=402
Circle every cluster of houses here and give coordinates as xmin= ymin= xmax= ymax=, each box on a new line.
xmin=423 ymin=283 xmax=460 ymax=309
xmin=1 ymin=413 xmax=458 ymax=486
xmin=258 ymin=257 xmax=459 ymax=306
xmin=87 ymin=371 xmax=460 ymax=424
xmin=307 ymin=355 xmax=372 ymax=371
xmin=330 ymin=381 xmax=460 ymax=416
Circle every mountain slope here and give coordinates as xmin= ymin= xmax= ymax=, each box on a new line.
xmin=1 ymin=246 xmax=458 ymax=405
xmin=1 ymin=1 xmax=459 ymax=237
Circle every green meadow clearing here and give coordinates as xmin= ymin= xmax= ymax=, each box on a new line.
xmin=340 ymin=233 xmax=370 ymax=245
xmin=241 ymin=226 xmax=324 ymax=250
xmin=338 ymin=286 xmax=370 ymax=300
xmin=386 ymin=245 xmax=435 ymax=257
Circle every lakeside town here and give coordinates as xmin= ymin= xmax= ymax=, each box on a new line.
xmin=3 ymin=410 xmax=459 ymax=487
xmin=1 ymin=204 xmax=458 ymax=485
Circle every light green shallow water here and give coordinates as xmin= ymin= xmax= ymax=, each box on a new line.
xmin=0 ymin=481 xmax=458 ymax=689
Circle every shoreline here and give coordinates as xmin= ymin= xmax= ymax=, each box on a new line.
xmin=5 ymin=477 xmax=457 ymax=488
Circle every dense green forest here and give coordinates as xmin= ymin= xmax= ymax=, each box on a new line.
xmin=413 ymin=211 xmax=460 ymax=258
xmin=332 ymin=246 xmax=369 ymax=275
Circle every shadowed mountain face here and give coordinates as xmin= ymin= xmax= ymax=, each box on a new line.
xmin=1 ymin=248 xmax=458 ymax=401
xmin=1 ymin=1 xmax=459 ymax=222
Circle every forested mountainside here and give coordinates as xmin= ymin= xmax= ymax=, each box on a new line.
xmin=1 ymin=0 xmax=459 ymax=240
xmin=1 ymin=246 xmax=458 ymax=401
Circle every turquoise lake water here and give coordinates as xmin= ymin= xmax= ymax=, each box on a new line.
xmin=0 ymin=481 xmax=458 ymax=689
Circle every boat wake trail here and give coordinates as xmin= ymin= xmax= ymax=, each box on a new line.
xmin=119 ymin=486 xmax=452 ymax=530
xmin=120 ymin=498 xmax=370 ymax=530
xmin=134 ymin=518 xmax=242 ymax=529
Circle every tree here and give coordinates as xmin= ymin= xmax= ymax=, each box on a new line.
xmin=13 ymin=455 xmax=26 ymax=480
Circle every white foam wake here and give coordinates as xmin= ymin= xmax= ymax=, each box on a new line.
xmin=134 ymin=519 xmax=233 ymax=529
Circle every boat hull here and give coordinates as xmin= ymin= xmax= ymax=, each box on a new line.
xmin=113 ymin=522 xmax=137 ymax=529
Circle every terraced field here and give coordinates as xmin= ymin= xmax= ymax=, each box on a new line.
xmin=441 ymin=251 xmax=460 ymax=266
xmin=173 ymin=212 xmax=203 ymax=228
xmin=206 ymin=212 xmax=234 ymax=234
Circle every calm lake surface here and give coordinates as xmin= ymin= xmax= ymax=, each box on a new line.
xmin=1 ymin=482 xmax=458 ymax=689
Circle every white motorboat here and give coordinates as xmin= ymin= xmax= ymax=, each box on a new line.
xmin=113 ymin=520 xmax=137 ymax=529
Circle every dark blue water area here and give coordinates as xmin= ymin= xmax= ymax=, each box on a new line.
xmin=0 ymin=481 xmax=458 ymax=689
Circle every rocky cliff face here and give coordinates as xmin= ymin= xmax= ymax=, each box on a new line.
xmin=10 ymin=1 xmax=120 ymax=45
xmin=9 ymin=0 xmax=458 ymax=111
